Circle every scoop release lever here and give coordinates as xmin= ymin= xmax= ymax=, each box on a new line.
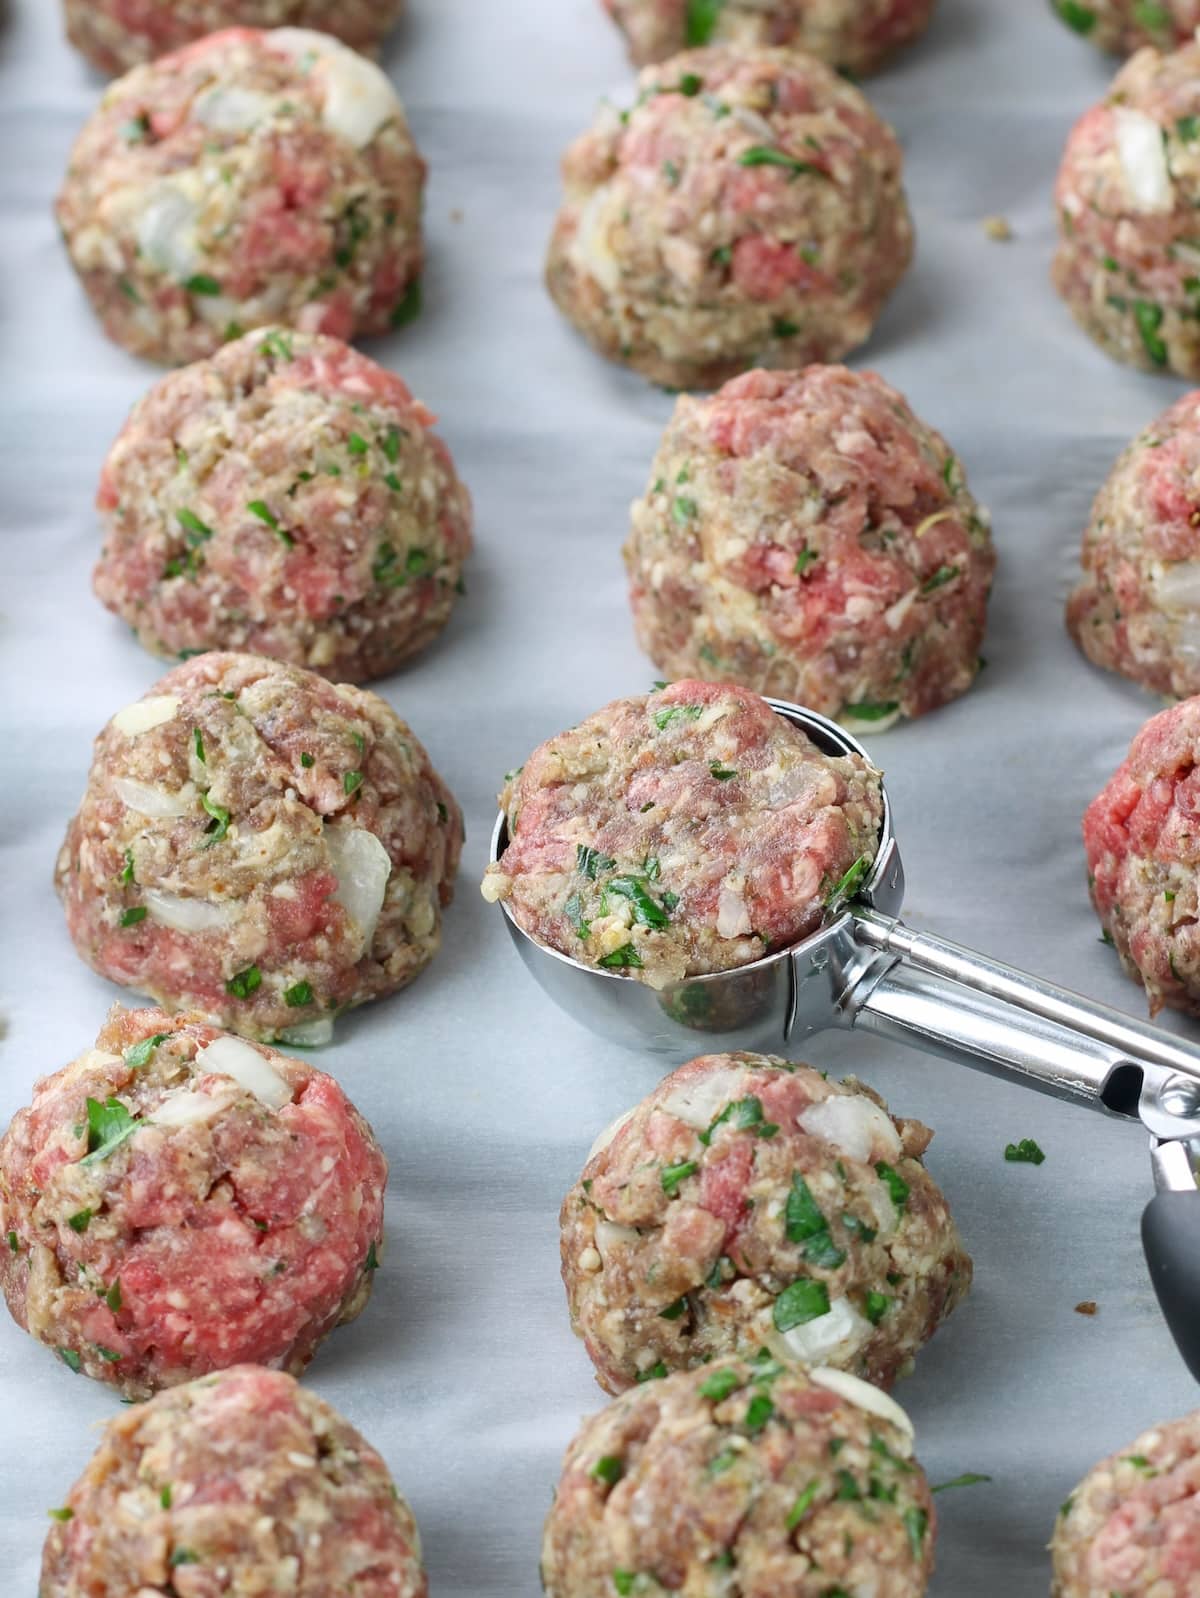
xmin=1142 ymin=1086 xmax=1200 ymax=1384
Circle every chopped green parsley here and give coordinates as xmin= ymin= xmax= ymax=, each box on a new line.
xmin=772 ymin=1278 xmax=831 ymax=1331
xmin=1004 ymin=1138 xmax=1045 ymax=1166
xmin=226 ymin=966 xmax=262 ymax=999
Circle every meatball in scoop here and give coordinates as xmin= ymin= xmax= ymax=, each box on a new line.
xmin=482 ymin=680 xmax=883 ymax=990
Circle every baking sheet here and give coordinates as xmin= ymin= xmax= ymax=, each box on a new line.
xmin=1 ymin=0 xmax=1198 ymax=1589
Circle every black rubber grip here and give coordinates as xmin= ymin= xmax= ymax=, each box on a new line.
xmin=1142 ymin=1191 xmax=1200 ymax=1383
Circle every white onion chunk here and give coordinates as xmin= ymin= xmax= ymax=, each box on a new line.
xmin=325 ymin=824 xmax=392 ymax=949
xmin=111 ymin=696 xmax=180 ymax=737
xmin=195 ymin=1036 xmax=292 ymax=1110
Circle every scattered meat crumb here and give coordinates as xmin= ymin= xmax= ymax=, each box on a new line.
xmin=1074 ymin=1301 xmax=1098 ymax=1317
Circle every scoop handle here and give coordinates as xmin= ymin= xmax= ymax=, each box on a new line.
xmin=843 ymin=908 xmax=1200 ymax=1122
xmin=840 ymin=915 xmax=1200 ymax=1379
xmin=1143 ymin=1192 xmax=1200 ymax=1383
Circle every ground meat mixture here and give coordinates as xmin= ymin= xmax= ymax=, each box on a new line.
xmin=1051 ymin=0 xmax=1200 ymax=55
xmin=545 ymin=45 xmax=912 ymax=390
xmin=93 ymin=328 xmax=472 ymax=681
xmin=561 ymin=1051 xmax=970 ymax=1394
xmin=624 ymin=366 xmax=995 ymax=727
xmin=1067 ymin=390 xmax=1200 ymax=700
xmin=481 ymin=680 xmax=882 ymax=990
xmin=541 ymin=1358 xmax=936 ymax=1597
xmin=40 ymin=1365 xmax=427 ymax=1598
xmin=56 ymin=27 xmax=425 ymax=365
xmin=56 ymin=652 xmax=462 ymax=1041
xmin=64 ymin=0 xmax=405 ymax=77
xmin=1052 ymin=1408 xmax=1200 ymax=1597
xmin=1053 ymin=40 xmax=1200 ymax=379
xmin=1083 ymin=695 xmax=1200 ymax=1017
xmin=0 ymin=1006 xmax=385 ymax=1398
xmin=603 ymin=0 xmax=937 ymax=73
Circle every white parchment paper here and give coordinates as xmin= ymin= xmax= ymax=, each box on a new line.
xmin=2 ymin=0 xmax=1198 ymax=1589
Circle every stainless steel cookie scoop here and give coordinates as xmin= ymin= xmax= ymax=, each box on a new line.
xmin=489 ymin=696 xmax=1200 ymax=1381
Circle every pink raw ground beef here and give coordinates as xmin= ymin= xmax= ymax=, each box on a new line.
xmin=482 ymin=679 xmax=883 ymax=990
xmin=1083 ymin=695 xmax=1200 ymax=1016
xmin=1054 ymin=40 xmax=1200 ymax=378
xmin=1052 ymin=1408 xmax=1200 ymax=1598
xmin=64 ymin=0 xmax=405 ymax=77
xmin=561 ymin=1051 xmax=970 ymax=1394
xmin=0 ymin=1006 xmax=386 ymax=1398
xmin=1067 ymin=389 xmax=1200 ymax=700
xmin=602 ymin=0 xmax=937 ymax=73
xmin=55 ymin=651 xmax=463 ymax=1041
xmin=40 ymin=1365 xmax=427 ymax=1597
xmin=542 ymin=1359 xmax=936 ymax=1597
xmin=93 ymin=328 xmax=472 ymax=681
xmin=545 ymin=45 xmax=912 ymax=389
xmin=625 ymin=365 xmax=995 ymax=726
xmin=56 ymin=27 xmax=425 ymax=364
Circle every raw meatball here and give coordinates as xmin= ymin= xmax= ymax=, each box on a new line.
xmin=603 ymin=0 xmax=937 ymax=73
xmin=55 ymin=651 xmax=463 ymax=1041
xmin=1050 ymin=0 xmax=1199 ymax=55
xmin=562 ymin=1051 xmax=970 ymax=1394
xmin=93 ymin=328 xmax=472 ymax=681
xmin=625 ymin=366 xmax=995 ymax=726
xmin=1053 ymin=41 xmax=1200 ymax=379
xmin=1083 ymin=695 xmax=1200 ymax=1016
xmin=56 ymin=27 xmax=425 ymax=365
xmin=541 ymin=1358 xmax=936 ymax=1597
xmin=545 ymin=45 xmax=912 ymax=390
xmin=1052 ymin=1409 xmax=1200 ymax=1597
xmin=481 ymin=679 xmax=883 ymax=990
xmin=1067 ymin=391 xmax=1200 ymax=699
xmin=0 ymin=1006 xmax=385 ymax=1398
xmin=40 ymin=1365 xmax=426 ymax=1597
xmin=64 ymin=0 xmax=404 ymax=77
